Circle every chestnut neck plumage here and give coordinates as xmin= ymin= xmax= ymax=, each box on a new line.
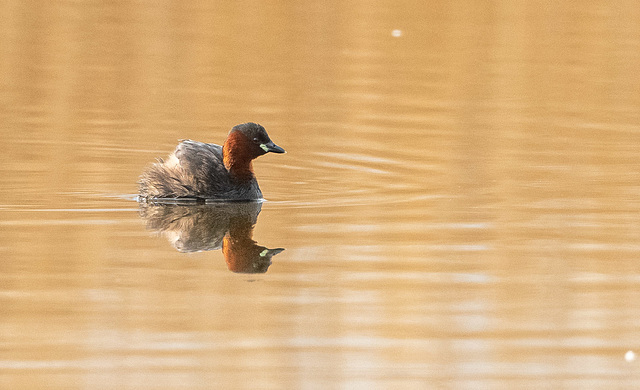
xmin=223 ymin=131 xmax=256 ymax=182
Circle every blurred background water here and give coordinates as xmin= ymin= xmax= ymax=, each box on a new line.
xmin=1 ymin=1 xmax=640 ymax=389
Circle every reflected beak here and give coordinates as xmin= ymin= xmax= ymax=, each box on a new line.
xmin=261 ymin=141 xmax=285 ymax=154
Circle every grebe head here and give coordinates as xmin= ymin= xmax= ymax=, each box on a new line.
xmin=223 ymin=123 xmax=285 ymax=179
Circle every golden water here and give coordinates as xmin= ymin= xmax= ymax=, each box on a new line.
xmin=1 ymin=1 xmax=640 ymax=388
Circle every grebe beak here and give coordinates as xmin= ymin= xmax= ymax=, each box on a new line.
xmin=261 ymin=141 xmax=285 ymax=154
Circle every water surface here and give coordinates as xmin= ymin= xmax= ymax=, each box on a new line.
xmin=1 ymin=1 xmax=640 ymax=389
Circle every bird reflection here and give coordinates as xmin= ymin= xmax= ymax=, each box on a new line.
xmin=138 ymin=200 xmax=284 ymax=273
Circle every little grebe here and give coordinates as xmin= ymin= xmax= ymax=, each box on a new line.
xmin=138 ymin=122 xmax=285 ymax=201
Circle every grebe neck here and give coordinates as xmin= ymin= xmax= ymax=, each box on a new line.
xmin=223 ymin=131 xmax=255 ymax=181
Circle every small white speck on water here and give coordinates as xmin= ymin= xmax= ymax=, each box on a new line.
xmin=625 ymin=350 xmax=636 ymax=362
xmin=391 ymin=29 xmax=402 ymax=37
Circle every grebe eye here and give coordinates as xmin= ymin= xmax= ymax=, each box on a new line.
xmin=253 ymin=137 xmax=260 ymax=143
